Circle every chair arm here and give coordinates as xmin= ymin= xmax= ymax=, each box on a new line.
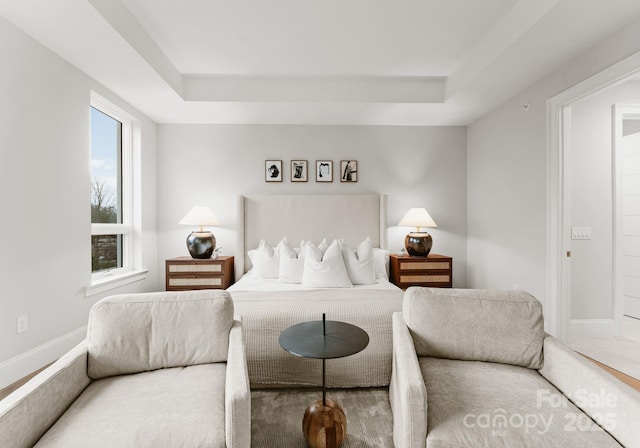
xmin=0 ymin=341 xmax=91 ymax=448
xmin=225 ymin=319 xmax=251 ymax=448
xmin=539 ymin=335 xmax=640 ymax=446
xmin=389 ymin=312 xmax=427 ymax=448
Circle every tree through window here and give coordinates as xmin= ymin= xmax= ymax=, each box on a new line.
xmin=90 ymin=106 xmax=124 ymax=273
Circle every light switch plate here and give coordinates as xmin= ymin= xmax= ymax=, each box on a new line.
xmin=571 ymin=226 xmax=592 ymax=240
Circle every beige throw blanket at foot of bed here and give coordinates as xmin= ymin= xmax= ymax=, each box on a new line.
xmin=230 ymin=289 xmax=403 ymax=388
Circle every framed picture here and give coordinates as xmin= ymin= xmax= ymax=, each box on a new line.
xmin=291 ymin=160 xmax=308 ymax=182
xmin=265 ymin=160 xmax=283 ymax=182
xmin=316 ymin=160 xmax=333 ymax=182
xmin=340 ymin=160 xmax=358 ymax=182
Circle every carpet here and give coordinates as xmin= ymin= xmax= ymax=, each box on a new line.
xmin=251 ymin=387 xmax=394 ymax=447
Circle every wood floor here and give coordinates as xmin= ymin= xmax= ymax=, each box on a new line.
xmin=582 ymin=355 xmax=640 ymax=391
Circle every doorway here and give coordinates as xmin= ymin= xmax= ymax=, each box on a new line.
xmin=614 ymin=107 xmax=640 ymax=341
xmin=548 ymin=66 xmax=640 ymax=380
xmin=548 ymin=53 xmax=640 ymax=341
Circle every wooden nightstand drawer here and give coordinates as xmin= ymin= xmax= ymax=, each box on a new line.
xmin=399 ymin=274 xmax=451 ymax=284
xmin=165 ymin=256 xmax=234 ymax=291
xmin=167 ymin=276 xmax=223 ymax=288
xmin=168 ymin=263 xmax=223 ymax=273
xmin=390 ymin=254 xmax=452 ymax=289
xmin=398 ymin=261 xmax=450 ymax=271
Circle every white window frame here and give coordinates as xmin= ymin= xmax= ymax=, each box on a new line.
xmin=87 ymin=93 xmax=147 ymax=296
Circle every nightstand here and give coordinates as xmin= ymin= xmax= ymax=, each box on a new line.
xmin=165 ymin=256 xmax=234 ymax=291
xmin=389 ymin=254 xmax=452 ymax=289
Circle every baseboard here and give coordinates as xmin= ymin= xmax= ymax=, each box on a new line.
xmin=0 ymin=326 xmax=86 ymax=390
xmin=621 ymin=315 xmax=640 ymax=342
xmin=568 ymin=319 xmax=616 ymax=339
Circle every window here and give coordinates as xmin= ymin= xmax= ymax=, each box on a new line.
xmin=88 ymin=93 xmax=145 ymax=294
xmin=90 ymin=106 xmax=124 ymax=272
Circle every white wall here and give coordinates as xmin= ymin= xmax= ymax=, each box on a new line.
xmin=0 ymin=17 xmax=159 ymax=387
xmin=157 ymin=124 xmax=467 ymax=286
xmin=467 ymin=94 xmax=547 ymax=300
xmin=467 ymin=15 xmax=640 ymax=334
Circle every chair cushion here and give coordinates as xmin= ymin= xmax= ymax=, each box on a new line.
xmin=421 ymin=357 xmax=622 ymax=448
xmin=87 ymin=290 xmax=233 ymax=379
xmin=34 ymin=364 xmax=226 ymax=448
xmin=403 ymin=287 xmax=544 ymax=369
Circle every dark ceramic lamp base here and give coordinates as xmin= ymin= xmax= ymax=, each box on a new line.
xmin=404 ymin=232 xmax=432 ymax=257
xmin=186 ymin=231 xmax=216 ymax=259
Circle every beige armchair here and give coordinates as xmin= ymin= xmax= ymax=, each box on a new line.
xmin=0 ymin=290 xmax=250 ymax=448
xmin=390 ymin=287 xmax=640 ymax=448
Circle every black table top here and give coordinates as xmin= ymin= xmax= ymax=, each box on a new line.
xmin=279 ymin=319 xmax=369 ymax=360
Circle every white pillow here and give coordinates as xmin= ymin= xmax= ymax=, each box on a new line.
xmin=302 ymin=240 xmax=353 ymax=288
xmin=317 ymin=238 xmax=329 ymax=253
xmin=340 ymin=238 xmax=376 ymax=285
xmin=248 ymin=238 xmax=285 ymax=279
xmin=278 ymin=240 xmax=308 ymax=284
xmin=373 ymin=248 xmax=390 ymax=280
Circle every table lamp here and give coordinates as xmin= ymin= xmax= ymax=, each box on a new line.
xmin=398 ymin=208 xmax=437 ymax=257
xmin=179 ymin=206 xmax=220 ymax=259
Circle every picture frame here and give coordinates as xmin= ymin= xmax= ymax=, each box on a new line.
xmin=340 ymin=160 xmax=358 ymax=182
xmin=316 ymin=160 xmax=333 ymax=182
xmin=291 ymin=160 xmax=308 ymax=182
xmin=265 ymin=160 xmax=283 ymax=182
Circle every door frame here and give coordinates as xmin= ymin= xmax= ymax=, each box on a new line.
xmin=547 ymin=54 xmax=640 ymax=341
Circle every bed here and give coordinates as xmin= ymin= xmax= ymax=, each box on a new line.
xmin=228 ymin=194 xmax=404 ymax=388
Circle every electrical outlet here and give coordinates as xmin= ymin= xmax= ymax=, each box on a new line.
xmin=16 ymin=315 xmax=28 ymax=334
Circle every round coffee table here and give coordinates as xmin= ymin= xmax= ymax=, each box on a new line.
xmin=279 ymin=314 xmax=369 ymax=448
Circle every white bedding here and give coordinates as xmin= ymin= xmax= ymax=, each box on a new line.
xmin=227 ymin=271 xmax=400 ymax=292
xmin=228 ymin=276 xmax=403 ymax=387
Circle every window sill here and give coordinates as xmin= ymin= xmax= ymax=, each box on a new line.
xmin=85 ymin=268 xmax=149 ymax=298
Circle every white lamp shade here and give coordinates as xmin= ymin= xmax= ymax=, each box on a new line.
xmin=398 ymin=208 xmax=437 ymax=229
xmin=179 ymin=206 xmax=221 ymax=227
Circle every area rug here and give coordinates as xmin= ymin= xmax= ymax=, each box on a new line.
xmin=251 ymin=387 xmax=394 ymax=447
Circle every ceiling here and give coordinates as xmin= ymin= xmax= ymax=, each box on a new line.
xmin=2 ymin=0 xmax=640 ymax=125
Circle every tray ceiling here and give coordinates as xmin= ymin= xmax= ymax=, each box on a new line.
xmin=2 ymin=0 xmax=640 ymax=125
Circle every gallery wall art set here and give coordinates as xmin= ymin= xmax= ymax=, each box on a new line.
xmin=265 ymin=160 xmax=358 ymax=183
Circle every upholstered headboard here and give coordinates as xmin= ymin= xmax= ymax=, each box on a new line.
xmin=235 ymin=194 xmax=388 ymax=280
